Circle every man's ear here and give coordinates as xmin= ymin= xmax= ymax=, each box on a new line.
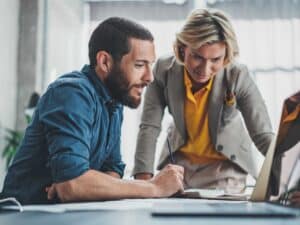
xmin=96 ymin=51 xmax=113 ymax=74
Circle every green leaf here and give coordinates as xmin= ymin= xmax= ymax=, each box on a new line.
xmin=1 ymin=115 xmax=30 ymax=169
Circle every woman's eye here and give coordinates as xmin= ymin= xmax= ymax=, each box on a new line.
xmin=135 ymin=64 xmax=144 ymax=68
xmin=192 ymin=54 xmax=202 ymax=60
xmin=212 ymin=58 xmax=220 ymax=63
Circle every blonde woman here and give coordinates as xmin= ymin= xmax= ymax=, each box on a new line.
xmin=133 ymin=8 xmax=274 ymax=193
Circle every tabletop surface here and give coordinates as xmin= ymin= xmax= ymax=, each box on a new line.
xmin=1 ymin=199 xmax=300 ymax=225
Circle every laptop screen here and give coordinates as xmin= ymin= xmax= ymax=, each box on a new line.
xmin=269 ymin=91 xmax=300 ymax=200
xmin=251 ymin=91 xmax=300 ymax=204
xmin=272 ymin=91 xmax=300 ymax=201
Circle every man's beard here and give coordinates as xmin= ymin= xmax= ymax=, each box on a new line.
xmin=105 ymin=64 xmax=141 ymax=109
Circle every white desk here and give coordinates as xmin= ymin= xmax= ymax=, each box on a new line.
xmin=1 ymin=199 xmax=300 ymax=225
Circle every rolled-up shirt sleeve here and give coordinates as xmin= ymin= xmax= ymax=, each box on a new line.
xmin=100 ymin=135 xmax=126 ymax=178
xmin=39 ymin=83 xmax=94 ymax=183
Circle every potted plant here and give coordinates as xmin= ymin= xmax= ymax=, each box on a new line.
xmin=2 ymin=128 xmax=24 ymax=169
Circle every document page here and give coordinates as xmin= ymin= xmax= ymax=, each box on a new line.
xmin=2 ymin=198 xmax=246 ymax=213
xmin=175 ymin=188 xmax=252 ymax=201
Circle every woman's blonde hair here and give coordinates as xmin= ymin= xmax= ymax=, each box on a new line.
xmin=174 ymin=8 xmax=239 ymax=66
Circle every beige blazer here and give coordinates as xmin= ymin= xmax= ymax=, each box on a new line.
xmin=133 ymin=55 xmax=274 ymax=178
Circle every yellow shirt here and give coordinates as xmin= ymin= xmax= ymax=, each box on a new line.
xmin=180 ymin=69 xmax=227 ymax=164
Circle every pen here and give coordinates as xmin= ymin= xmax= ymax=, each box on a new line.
xmin=166 ymin=137 xmax=175 ymax=164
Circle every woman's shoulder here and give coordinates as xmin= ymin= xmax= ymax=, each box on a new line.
xmin=154 ymin=54 xmax=182 ymax=78
xmin=226 ymin=62 xmax=249 ymax=76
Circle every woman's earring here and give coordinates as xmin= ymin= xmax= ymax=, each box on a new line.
xmin=180 ymin=48 xmax=185 ymax=58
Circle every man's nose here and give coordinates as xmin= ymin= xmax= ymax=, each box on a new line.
xmin=143 ymin=66 xmax=154 ymax=84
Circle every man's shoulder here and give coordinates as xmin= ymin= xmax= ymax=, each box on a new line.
xmin=39 ymin=70 xmax=99 ymax=110
xmin=52 ymin=70 xmax=91 ymax=88
xmin=47 ymin=70 xmax=95 ymax=96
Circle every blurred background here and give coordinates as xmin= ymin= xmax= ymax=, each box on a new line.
xmin=0 ymin=0 xmax=300 ymax=189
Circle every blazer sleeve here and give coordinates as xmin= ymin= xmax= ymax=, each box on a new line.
xmin=233 ymin=64 xmax=274 ymax=155
xmin=132 ymin=58 xmax=167 ymax=176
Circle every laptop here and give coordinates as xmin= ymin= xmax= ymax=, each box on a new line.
xmin=251 ymin=90 xmax=300 ymax=202
xmin=152 ymin=91 xmax=300 ymax=217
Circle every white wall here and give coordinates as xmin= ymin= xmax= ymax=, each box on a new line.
xmin=0 ymin=0 xmax=19 ymax=190
xmin=44 ymin=0 xmax=87 ymax=87
xmin=234 ymin=18 xmax=300 ymax=131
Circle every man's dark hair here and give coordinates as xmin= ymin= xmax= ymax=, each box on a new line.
xmin=88 ymin=17 xmax=154 ymax=68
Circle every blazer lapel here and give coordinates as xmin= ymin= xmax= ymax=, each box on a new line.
xmin=167 ymin=60 xmax=187 ymax=140
xmin=208 ymin=68 xmax=226 ymax=145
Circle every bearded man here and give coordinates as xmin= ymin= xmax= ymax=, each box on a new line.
xmin=1 ymin=17 xmax=184 ymax=205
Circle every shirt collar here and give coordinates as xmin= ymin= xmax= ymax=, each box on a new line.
xmin=183 ymin=68 xmax=214 ymax=92
xmin=81 ymin=65 xmax=122 ymax=109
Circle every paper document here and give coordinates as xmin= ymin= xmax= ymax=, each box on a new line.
xmin=1 ymin=198 xmax=245 ymax=213
xmin=175 ymin=188 xmax=253 ymax=201
xmin=2 ymin=199 xmax=153 ymax=213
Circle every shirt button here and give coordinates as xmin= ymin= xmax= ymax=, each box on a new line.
xmin=230 ymin=154 xmax=236 ymax=161
xmin=217 ymin=145 xmax=223 ymax=151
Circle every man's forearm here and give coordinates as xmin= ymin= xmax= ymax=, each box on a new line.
xmin=134 ymin=172 xmax=153 ymax=180
xmin=105 ymin=171 xmax=121 ymax=178
xmin=52 ymin=164 xmax=184 ymax=202
xmin=55 ymin=170 xmax=156 ymax=202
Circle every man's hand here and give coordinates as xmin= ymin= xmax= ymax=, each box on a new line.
xmin=134 ymin=172 xmax=153 ymax=180
xmin=149 ymin=164 xmax=184 ymax=197
xmin=46 ymin=184 xmax=57 ymax=200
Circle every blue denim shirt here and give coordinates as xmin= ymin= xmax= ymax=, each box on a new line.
xmin=1 ymin=65 xmax=125 ymax=204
